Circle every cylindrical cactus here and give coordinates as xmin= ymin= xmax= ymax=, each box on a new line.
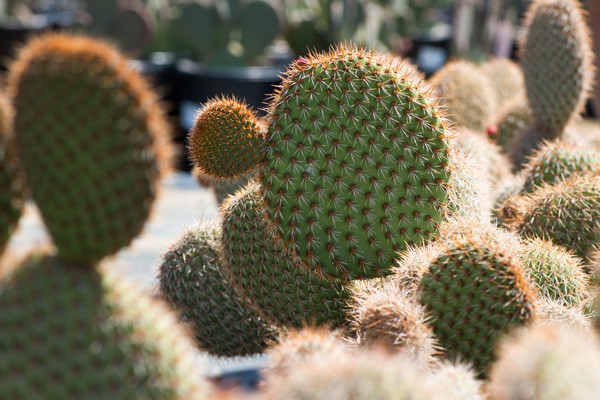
xmin=8 ymin=32 xmax=173 ymax=265
xmin=188 ymin=96 xmax=264 ymax=180
xmin=158 ymin=222 xmax=278 ymax=357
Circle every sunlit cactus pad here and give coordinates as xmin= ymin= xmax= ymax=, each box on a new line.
xmin=189 ymin=96 xmax=263 ymax=179
xmin=8 ymin=33 xmax=171 ymax=264
xmin=261 ymin=45 xmax=452 ymax=280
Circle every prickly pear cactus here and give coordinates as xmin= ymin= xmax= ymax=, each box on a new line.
xmin=520 ymin=140 xmax=600 ymax=194
xmin=189 ymin=96 xmax=263 ymax=180
xmin=261 ymin=45 xmax=453 ymax=280
xmin=221 ymin=181 xmax=352 ymax=327
xmin=0 ymin=95 xmax=24 ymax=256
xmin=0 ymin=253 xmax=205 ymax=399
xmin=158 ymin=222 xmax=277 ymax=357
xmin=480 ymin=58 xmax=525 ymax=109
xmin=503 ymin=173 xmax=600 ymax=261
xmin=520 ymin=0 xmax=594 ymax=136
xmin=490 ymin=97 xmax=533 ymax=155
xmin=8 ymin=33 xmax=172 ymax=264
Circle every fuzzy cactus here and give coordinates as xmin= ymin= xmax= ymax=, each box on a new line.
xmin=0 ymin=94 xmax=24 ymax=256
xmin=260 ymin=45 xmax=453 ymax=280
xmin=428 ymin=60 xmax=496 ymax=132
xmin=520 ymin=238 xmax=591 ymax=308
xmin=395 ymin=220 xmax=536 ymax=376
xmin=488 ymin=323 xmax=600 ymax=400
xmin=480 ymin=58 xmax=525 ymax=110
xmin=489 ymin=97 xmax=533 ymax=156
xmin=158 ymin=222 xmax=278 ymax=357
xmin=220 ymin=181 xmax=352 ymax=327
xmin=1 ymin=33 xmax=206 ymax=398
xmin=501 ymin=173 xmax=600 ymax=261
xmin=349 ymin=278 xmax=437 ymax=366
xmin=189 ymin=96 xmax=264 ymax=180
xmin=519 ymin=140 xmax=600 ymax=194
xmin=8 ymin=33 xmax=172 ymax=265
xmin=520 ymin=0 xmax=594 ymax=137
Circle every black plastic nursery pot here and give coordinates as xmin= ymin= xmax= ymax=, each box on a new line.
xmin=173 ymin=59 xmax=286 ymax=171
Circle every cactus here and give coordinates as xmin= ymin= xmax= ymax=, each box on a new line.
xmin=239 ymin=0 xmax=283 ymax=60
xmin=0 ymin=252 xmax=206 ymax=399
xmin=428 ymin=60 xmax=496 ymax=132
xmin=1 ymin=33 xmax=205 ymax=398
xmin=220 ymin=181 xmax=352 ymax=327
xmin=189 ymin=96 xmax=264 ymax=180
xmin=519 ymin=0 xmax=594 ymax=137
xmin=259 ymin=45 xmax=453 ymax=280
xmin=395 ymin=222 xmax=536 ymax=376
xmin=429 ymin=362 xmax=483 ymax=400
xmin=480 ymin=58 xmax=525 ymax=110
xmin=501 ymin=173 xmax=600 ymax=262
xmin=488 ymin=323 xmax=600 ymax=400
xmin=520 ymin=238 xmax=591 ymax=308
xmin=0 ymin=95 xmax=25 ymax=256
xmin=534 ymin=297 xmax=592 ymax=330
xmin=158 ymin=222 xmax=277 ymax=357
xmin=488 ymin=97 xmax=533 ymax=156
xmin=519 ymin=140 xmax=600 ymax=194
xmin=349 ymin=278 xmax=437 ymax=366
xmin=8 ymin=33 xmax=172 ymax=265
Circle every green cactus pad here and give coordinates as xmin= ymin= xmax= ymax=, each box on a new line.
xmin=189 ymin=96 xmax=263 ymax=179
xmin=8 ymin=33 xmax=171 ymax=264
xmin=261 ymin=45 xmax=452 ymax=280
xmin=520 ymin=238 xmax=590 ymax=308
xmin=520 ymin=0 xmax=594 ymax=134
xmin=417 ymin=235 xmax=535 ymax=375
xmin=158 ymin=223 xmax=277 ymax=357
xmin=509 ymin=174 xmax=600 ymax=261
xmin=221 ymin=181 xmax=352 ymax=327
xmin=0 ymin=253 xmax=205 ymax=398
xmin=520 ymin=140 xmax=600 ymax=194
xmin=428 ymin=60 xmax=496 ymax=132
xmin=0 ymin=95 xmax=25 ymax=256
xmin=480 ymin=58 xmax=525 ymax=109
xmin=490 ymin=97 xmax=533 ymax=155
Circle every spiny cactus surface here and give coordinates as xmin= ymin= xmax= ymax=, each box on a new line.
xmin=221 ymin=182 xmax=351 ymax=327
xmin=8 ymin=33 xmax=171 ymax=264
xmin=158 ymin=223 xmax=277 ymax=357
xmin=261 ymin=45 xmax=452 ymax=280
xmin=189 ymin=96 xmax=263 ymax=180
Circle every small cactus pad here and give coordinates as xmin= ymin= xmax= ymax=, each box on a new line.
xmin=221 ymin=182 xmax=352 ymax=327
xmin=261 ymin=45 xmax=452 ymax=280
xmin=520 ymin=238 xmax=590 ymax=308
xmin=158 ymin=223 xmax=277 ymax=357
xmin=488 ymin=324 xmax=600 ymax=400
xmin=428 ymin=60 xmax=496 ymax=132
xmin=0 ymin=253 xmax=205 ymax=398
xmin=0 ymin=95 xmax=24 ymax=256
xmin=520 ymin=140 xmax=600 ymax=194
xmin=417 ymin=235 xmax=535 ymax=375
xmin=480 ymin=58 xmax=525 ymax=109
xmin=189 ymin=96 xmax=263 ymax=179
xmin=489 ymin=97 xmax=533 ymax=155
xmin=8 ymin=33 xmax=171 ymax=264
xmin=520 ymin=0 xmax=594 ymax=134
